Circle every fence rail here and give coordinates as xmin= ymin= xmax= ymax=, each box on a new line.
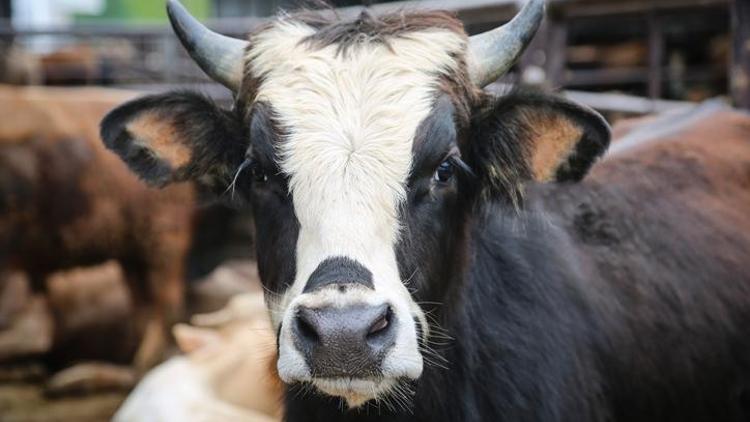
xmin=0 ymin=0 xmax=745 ymax=112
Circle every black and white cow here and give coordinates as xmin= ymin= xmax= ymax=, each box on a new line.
xmin=100 ymin=0 xmax=750 ymax=420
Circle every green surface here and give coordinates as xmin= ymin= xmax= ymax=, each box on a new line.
xmin=75 ymin=0 xmax=211 ymax=23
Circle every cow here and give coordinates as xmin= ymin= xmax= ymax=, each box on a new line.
xmin=0 ymin=85 xmax=195 ymax=371
xmin=99 ymin=0 xmax=750 ymax=420
xmin=114 ymin=291 xmax=282 ymax=422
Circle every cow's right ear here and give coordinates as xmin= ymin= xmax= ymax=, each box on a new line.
xmin=100 ymin=91 xmax=247 ymax=193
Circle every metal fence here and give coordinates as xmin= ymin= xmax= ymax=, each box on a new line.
xmin=0 ymin=0 xmax=746 ymax=112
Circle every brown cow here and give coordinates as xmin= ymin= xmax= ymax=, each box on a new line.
xmin=0 ymin=85 xmax=195 ymax=371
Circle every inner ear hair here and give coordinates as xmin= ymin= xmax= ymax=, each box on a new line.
xmin=515 ymin=105 xmax=585 ymax=182
xmin=101 ymin=91 xmax=248 ymax=193
xmin=474 ymin=89 xmax=610 ymax=185
xmin=125 ymin=110 xmax=193 ymax=171
xmin=551 ymin=102 xmax=611 ymax=183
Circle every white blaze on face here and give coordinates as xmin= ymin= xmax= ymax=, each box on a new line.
xmin=246 ymin=18 xmax=465 ymax=399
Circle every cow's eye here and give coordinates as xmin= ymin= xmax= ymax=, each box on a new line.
xmin=434 ymin=160 xmax=455 ymax=183
xmin=250 ymin=163 xmax=268 ymax=183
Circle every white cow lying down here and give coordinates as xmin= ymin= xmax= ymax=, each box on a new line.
xmin=114 ymin=292 xmax=282 ymax=422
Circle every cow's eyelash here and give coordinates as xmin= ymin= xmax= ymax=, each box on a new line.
xmin=447 ymin=155 xmax=476 ymax=179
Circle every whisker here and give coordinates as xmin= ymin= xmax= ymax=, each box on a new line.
xmin=402 ymin=268 xmax=420 ymax=288
xmin=224 ymin=158 xmax=251 ymax=200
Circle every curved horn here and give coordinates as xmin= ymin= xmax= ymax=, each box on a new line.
xmin=467 ymin=0 xmax=546 ymax=87
xmin=166 ymin=0 xmax=248 ymax=91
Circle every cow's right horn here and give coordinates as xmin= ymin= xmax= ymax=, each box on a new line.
xmin=167 ymin=0 xmax=248 ymax=91
xmin=467 ymin=0 xmax=546 ymax=87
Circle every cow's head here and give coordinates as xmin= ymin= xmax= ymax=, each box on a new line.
xmin=101 ymin=0 xmax=609 ymax=408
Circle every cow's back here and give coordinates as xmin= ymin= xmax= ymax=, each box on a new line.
xmin=533 ymin=105 xmax=750 ymax=420
xmin=551 ymin=106 xmax=750 ymax=281
xmin=0 ymin=85 xmax=195 ymax=279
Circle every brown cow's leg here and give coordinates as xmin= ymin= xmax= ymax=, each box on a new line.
xmin=122 ymin=266 xmax=162 ymax=374
xmin=0 ymin=295 xmax=54 ymax=362
xmin=129 ymin=303 xmax=169 ymax=374
xmin=0 ymin=271 xmax=30 ymax=329
xmin=132 ymin=312 xmax=166 ymax=373
xmin=131 ymin=234 xmax=188 ymax=374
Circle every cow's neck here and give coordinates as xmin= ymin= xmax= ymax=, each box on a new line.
xmin=283 ymin=202 xmax=594 ymax=421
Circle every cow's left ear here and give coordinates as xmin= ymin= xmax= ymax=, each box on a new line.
xmin=100 ymin=91 xmax=247 ymax=194
xmin=468 ymin=90 xmax=610 ymax=194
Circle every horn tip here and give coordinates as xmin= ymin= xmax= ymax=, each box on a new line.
xmin=166 ymin=0 xmax=187 ymax=20
xmin=519 ymin=0 xmax=547 ymax=18
xmin=166 ymin=0 xmax=180 ymax=22
xmin=165 ymin=0 xmax=196 ymax=46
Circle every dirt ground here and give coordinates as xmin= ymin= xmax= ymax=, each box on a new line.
xmin=0 ymin=363 xmax=127 ymax=422
xmin=0 ymin=384 xmax=125 ymax=422
xmin=0 ymin=260 xmax=264 ymax=422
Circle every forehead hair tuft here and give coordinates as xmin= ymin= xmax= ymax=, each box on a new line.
xmin=297 ymin=9 xmax=467 ymax=56
xmin=237 ymin=8 xmax=479 ymax=120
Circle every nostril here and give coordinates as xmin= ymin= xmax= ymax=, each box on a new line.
xmin=367 ymin=306 xmax=393 ymax=337
xmin=368 ymin=315 xmax=388 ymax=335
xmin=296 ymin=312 xmax=320 ymax=343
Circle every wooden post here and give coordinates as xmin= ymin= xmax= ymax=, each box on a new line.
xmin=161 ymin=36 xmax=178 ymax=84
xmin=0 ymin=0 xmax=10 ymax=20
xmin=519 ymin=19 xmax=549 ymax=87
xmin=731 ymin=0 xmax=750 ymax=109
xmin=546 ymin=19 xmax=568 ymax=89
xmin=647 ymin=11 xmax=664 ymax=100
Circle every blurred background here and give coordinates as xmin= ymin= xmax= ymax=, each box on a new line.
xmin=1 ymin=0 xmax=746 ymax=110
xmin=0 ymin=0 xmax=748 ymax=421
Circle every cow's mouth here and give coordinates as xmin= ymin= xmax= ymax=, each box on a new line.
xmin=311 ymin=377 xmax=400 ymax=408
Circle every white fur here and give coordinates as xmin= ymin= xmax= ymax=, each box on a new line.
xmin=246 ymin=18 xmax=465 ymax=404
xmin=114 ymin=293 xmax=280 ymax=422
xmin=313 ymin=377 xmax=397 ymax=408
xmin=114 ymin=357 xmax=275 ymax=422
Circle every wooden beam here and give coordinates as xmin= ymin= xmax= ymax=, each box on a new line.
xmin=647 ymin=11 xmax=664 ymax=99
xmin=518 ymin=18 xmax=550 ymax=86
xmin=730 ymin=0 xmax=750 ymax=109
xmin=0 ymin=0 xmax=10 ymax=20
xmin=556 ymin=0 xmax=729 ymax=18
xmin=563 ymin=90 xmax=696 ymax=114
xmin=336 ymin=0 xmax=520 ymax=26
xmin=566 ymin=67 xmax=649 ymax=87
xmin=483 ymin=81 xmax=696 ymax=114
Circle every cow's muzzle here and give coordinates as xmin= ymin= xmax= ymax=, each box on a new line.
xmin=293 ymin=302 xmax=396 ymax=378
xmin=276 ymin=257 xmax=425 ymax=407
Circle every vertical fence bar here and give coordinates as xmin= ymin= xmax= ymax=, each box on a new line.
xmin=731 ymin=0 xmax=750 ymax=109
xmin=546 ymin=18 xmax=568 ymax=89
xmin=161 ymin=34 xmax=178 ymax=84
xmin=519 ymin=18 xmax=550 ymax=87
xmin=647 ymin=11 xmax=664 ymax=100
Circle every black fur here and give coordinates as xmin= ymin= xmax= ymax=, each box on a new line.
xmin=281 ymin=181 xmax=750 ymax=422
xmin=272 ymin=91 xmax=749 ymax=421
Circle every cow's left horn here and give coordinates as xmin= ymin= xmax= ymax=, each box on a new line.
xmin=467 ymin=0 xmax=546 ymax=87
xmin=167 ymin=0 xmax=248 ymax=91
